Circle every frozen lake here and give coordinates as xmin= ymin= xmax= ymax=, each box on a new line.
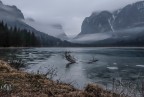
xmin=0 ymin=47 xmax=144 ymax=88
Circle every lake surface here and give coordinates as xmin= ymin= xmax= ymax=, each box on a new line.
xmin=0 ymin=47 xmax=144 ymax=88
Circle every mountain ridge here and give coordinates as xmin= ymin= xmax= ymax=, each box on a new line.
xmin=79 ymin=1 xmax=144 ymax=35
xmin=75 ymin=0 xmax=144 ymax=46
xmin=0 ymin=1 xmax=74 ymax=47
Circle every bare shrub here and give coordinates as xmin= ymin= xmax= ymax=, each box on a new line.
xmin=0 ymin=80 xmax=13 ymax=96
xmin=109 ymin=77 xmax=144 ymax=97
xmin=44 ymin=65 xmax=58 ymax=79
xmin=36 ymin=65 xmax=58 ymax=80
xmin=141 ymin=80 xmax=144 ymax=97
xmin=7 ymin=54 xmax=26 ymax=70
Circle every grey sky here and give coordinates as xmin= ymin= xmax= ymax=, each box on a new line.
xmin=2 ymin=0 xmax=141 ymax=36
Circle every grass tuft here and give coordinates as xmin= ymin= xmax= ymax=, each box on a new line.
xmin=0 ymin=60 xmax=129 ymax=97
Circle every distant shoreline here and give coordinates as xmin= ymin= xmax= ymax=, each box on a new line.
xmin=0 ymin=46 xmax=144 ymax=49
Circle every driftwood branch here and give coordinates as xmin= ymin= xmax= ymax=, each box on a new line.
xmin=64 ymin=51 xmax=76 ymax=63
xmin=87 ymin=57 xmax=98 ymax=64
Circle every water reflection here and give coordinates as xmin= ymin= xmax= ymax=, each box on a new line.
xmin=66 ymin=62 xmax=75 ymax=68
xmin=0 ymin=47 xmax=144 ymax=88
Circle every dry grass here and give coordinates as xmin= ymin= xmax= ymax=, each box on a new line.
xmin=0 ymin=60 xmax=123 ymax=97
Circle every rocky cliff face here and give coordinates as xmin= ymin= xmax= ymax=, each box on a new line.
xmin=74 ymin=1 xmax=144 ymax=46
xmin=81 ymin=11 xmax=113 ymax=35
xmin=0 ymin=1 xmax=24 ymax=20
xmin=113 ymin=1 xmax=144 ymax=30
xmin=0 ymin=1 xmax=35 ymax=30
xmin=79 ymin=1 xmax=144 ymax=36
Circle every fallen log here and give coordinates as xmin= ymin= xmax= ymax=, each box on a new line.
xmin=87 ymin=57 xmax=98 ymax=64
xmin=64 ymin=51 xmax=76 ymax=63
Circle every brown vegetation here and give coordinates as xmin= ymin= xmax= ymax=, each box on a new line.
xmin=0 ymin=60 xmax=123 ymax=97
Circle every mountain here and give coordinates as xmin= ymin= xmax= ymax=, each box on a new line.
xmin=24 ymin=19 xmax=68 ymax=40
xmin=75 ymin=1 xmax=144 ymax=46
xmin=79 ymin=11 xmax=113 ymax=35
xmin=0 ymin=1 xmax=71 ymax=47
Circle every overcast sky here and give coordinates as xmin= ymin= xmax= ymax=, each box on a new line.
xmin=2 ymin=0 xmax=141 ymax=36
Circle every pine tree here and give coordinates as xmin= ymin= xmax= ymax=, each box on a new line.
xmin=0 ymin=21 xmax=40 ymax=47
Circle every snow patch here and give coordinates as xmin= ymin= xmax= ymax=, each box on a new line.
xmin=136 ymin=65 xmax=144 ymax=67
xmin=108 ymin=19 xmax=114 ymax=32
xmin=112 ymin=15 xmax=115 ymax=20
xmin=107 ymin=67 xmax=118 ymax=70
xmin=113 ymin=63 xmax=117 ymax=65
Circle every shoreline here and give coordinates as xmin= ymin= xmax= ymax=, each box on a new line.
xmin=0 ymin=46 xmax=144 ymax=49
xmin=0 ymin=60 xmax=121 ymax=97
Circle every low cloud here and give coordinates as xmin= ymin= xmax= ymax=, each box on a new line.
xmin=2 ymin=0 xmax=140 ymax=36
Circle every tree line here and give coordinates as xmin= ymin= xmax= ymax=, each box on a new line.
xmin=0 ymin=21 xmax=40 ymax=47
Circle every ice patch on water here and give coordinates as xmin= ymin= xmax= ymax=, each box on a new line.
xmin=113 ymin=63 xmax=117 ymax=65
xmin=136 ymin=65 xmax=144 ymax=67
xmin=107 ymin=67 xmax=118 ymax=70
